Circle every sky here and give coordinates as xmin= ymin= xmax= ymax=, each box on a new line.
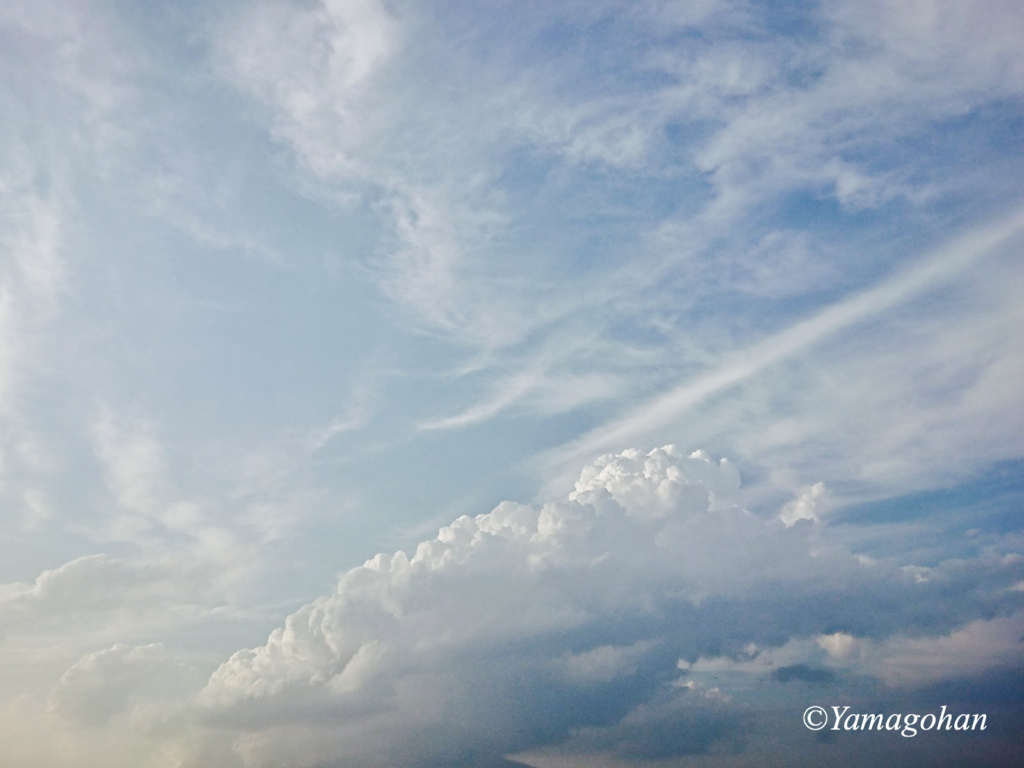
xmin=1 ymin=0 xmax=1024 ymax=765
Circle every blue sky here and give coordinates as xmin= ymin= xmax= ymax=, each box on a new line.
xmin=1 ymin=1 xmax=1023 ymax=766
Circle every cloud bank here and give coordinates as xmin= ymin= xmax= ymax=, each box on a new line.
xmin=171 ymin=446 xmax=1022 ymax=767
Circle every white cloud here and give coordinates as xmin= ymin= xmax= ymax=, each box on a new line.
xmin=378 ymin=187 xmax=527 ymax=348
xmin=0 ymin=176 xmax=64 ymax=412
xmin=779 ymin=482 xmax=828 ymax=527
xmin=539 ymin=205 xmax=1024 ymax=500
xmin=49 ymin=643 xmax=195 ymax=727
xmin=0 ymin=180 xmax=67 ymax=544
xmin=93 ymin=415 xmax=173 ymax=524
xmin=685 ymin=0 xmax=1024 ymax=214
xmin=561 ymin=641 xmax=656 ymax=685
xmin=418 ymin=366 xmax=624 ymax=431
xmin=0 ymin=554 xmax=216 ymax=641
xmin=209 ymin=0 xmax=1024 ymax=437
xmin=570 ymin=446 xmax=741 ymax=519
xmin=180 ymin=446 xmax=1022 ymax=766
xmin=818 ymin=614 xmax=1024 ymax=687
xmin=19 ymin=488 xmax=52 ymax=530
xmin=89 ymin=413 xmax=261 ymax=576
xmin=0 ymin=447 xmax=1019 ymax=767
xmin=816 ymin=631 xmax=861 ymax=661
xmin=215 ymin=1 xmax=552 ymax=351
xmin=305 ymin=374 xmax=377 ymax=451
xmin=214 ymin=0 xmax=399 ymax=183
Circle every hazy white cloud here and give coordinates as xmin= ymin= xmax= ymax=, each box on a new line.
xmin=50 ymin=643 xmax=196 ymax=727
xmin=379 ymin=188 xmax=528 ymax=348
xmin=0 ymin=176 xmax=68 ymax=544
xmin=418 ymin=366 xmax=624 ymax=431
xmin=89 ymin=413 xmax=272 ymax=579
xmin=0 ymin=554 xmax=216 ymax=641
xmin=93 ymin=415 xmax=174 ymax=523
xmin=215 ymin=1 xmax=552 ymax=351
xmin=813 ymin=613 xmax=1024 ymax=687
xmin=0 ymin=176 xmax=64 ymax=410
xmin=540 ymin=205 xmax=1024 ymax=500
xmin=214 ymin=0 xmax=399 ymax=183
xmin=686 ymin=0 xmax=1024 ymax=215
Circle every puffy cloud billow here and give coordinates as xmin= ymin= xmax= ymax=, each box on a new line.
xmin=181 ymin=446 xmax=1024 ymax=767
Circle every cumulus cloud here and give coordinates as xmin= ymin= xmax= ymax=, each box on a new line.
xmin=50 ymin=643 xmax=196 ymax=727
xmin=779 ymin=482 xmax=828 ymax=526
xmin=817 ymin=630 xmax=861 ymax=661
xmin=0 ymin=554 xmax=222 ymax=644
xmin=182 ymin=446 xmax=1023 ymax=767
xmin=2 ymin=555 xmax=164 ymax=626
xmin=812 ymin=613 xmax=1024 ymax=688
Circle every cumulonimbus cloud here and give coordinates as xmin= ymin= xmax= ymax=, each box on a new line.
xmin=182 ymin=446 xmax=1023 ymax=767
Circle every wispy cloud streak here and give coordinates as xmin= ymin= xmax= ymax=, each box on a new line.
xmin=543 ymin=204 xmax=1024 ymax=477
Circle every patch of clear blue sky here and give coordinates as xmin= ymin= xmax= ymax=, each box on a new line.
xmin=826 ymin=463 xmax=1024 ymax=568
xmin=837 ymin=460 xmax=1024 ymax=533
xmin=66 ymin=195 xmax=374 ymax=430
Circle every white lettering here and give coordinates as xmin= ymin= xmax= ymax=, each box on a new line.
xmin=902 ymin=714 xmax=920 ymax=737
xmin=862 ymin=713 xmax=884 ymax=730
